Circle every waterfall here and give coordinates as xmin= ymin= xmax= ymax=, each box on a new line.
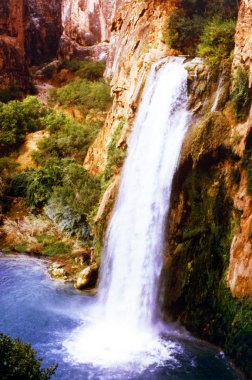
xmin=211 ymin=69 xmax=224 ymax=112
xmin=64 ymin=57 xmax=192 ymax=367
xmin=99 ymin=57 xmax=191 ymax=329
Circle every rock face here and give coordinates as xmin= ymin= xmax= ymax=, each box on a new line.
xmin=59 ymin=0 xmax=114 ymax=60
xmin=0 ymin=0 xmax=30 ymax=88
xmin=233 ymin=0 xmax=252 ymax=86
xmin=75 ymin=263 xmax=98 ymax=289
xmin=24 ymin=0 xmax=62 ymax=65
xmin=84 ymin=0 xmax=177 ymax=174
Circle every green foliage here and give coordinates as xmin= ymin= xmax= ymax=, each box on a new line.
xmin=167 ymin=10 xmax=204 ymax=55
xmin=41 ymin=243 xmax=69 ymax=256
xmin=34 ymin=112 xmax=101 ymax=164
xmin=0 ymin=84 xmax=23 ymax=103
xmin=59 ymin=59 xmax=105 ymax=81
xmin=0 ymin=332 xmax=57 ymax=379
xmin=197 ymin=17 xmax=236 ymax=69
xmin=46 ymin=163 xmax=101 ymax=240
xmin=10 ymin=159 xmax=66 ymax=210
xmin=167 ymin=0 xmax=237 ymax=62
xmin=52 ymin=163 xmax=101 ymax=219
xmin=0 ymin=97 xmax=46 ymax=152
xmin=231 ymin=66 xmax=252 ymax=122
xmin=104 ymin=119 xmax=127 ymax=182
xmin=49 ymin=79 xmax=112 ymax=113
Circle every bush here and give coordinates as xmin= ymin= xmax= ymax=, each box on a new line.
xmin=0 ymin=332 xmax=57 ymax=380
xmin=34 ymin=114 xmax=101 ymax=164
xmin=104 ymin=120 xmax=126 ymax=181
xmin=52 ymin=163 xmax=101 ymax=219
xmin=10 ymin=159 xmax=66 ymax=209
xmin=197 ymin=17 xmax=236 ymax=69
xmin=41 ymin=242 xmax=69 ymax=256
xmin=49 ymin=79 xmax=112 ymax=113
xmin=75 ymin=61 xmax=106 ymax=81
xmin=0 ymin=97 xmax=46 ymax=152
xmin=167 ymin=10 xmax=204 ymax=55
xmin=59 ymin=59 xmax=105 ymax=81
xmin=166 ymin=0 xmax=237 ymax=58
xmin=231 ymin=66 xmax=252 ymax=122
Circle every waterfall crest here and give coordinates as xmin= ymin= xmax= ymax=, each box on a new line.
xmin=64 ymin=57 xmax=192 ymax=367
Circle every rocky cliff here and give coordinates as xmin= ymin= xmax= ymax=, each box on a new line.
xmin=24 ymin=0 xmax=62 ymax=65
xmin=0 ymin=0 xmax=30 ymax=88
xmin=59 ymin=0 xmax=114 ymax=60
xmin=84 ymin=0 xmax=178 ymax=174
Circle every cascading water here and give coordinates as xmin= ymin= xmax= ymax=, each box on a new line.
xmin=99 ymin=57 xmax=191 ymax=328
xmin=64 ymin=57 xmax=192 ymax=368
xmin=211 ymin=69 xmax=224 ymax=112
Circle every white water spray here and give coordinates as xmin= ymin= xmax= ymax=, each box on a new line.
xmin=64 ymin=57 xmax=191 ymax=368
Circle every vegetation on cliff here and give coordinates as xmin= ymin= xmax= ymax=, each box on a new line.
xmin=167 ymin=0 xmax=238 ymax=70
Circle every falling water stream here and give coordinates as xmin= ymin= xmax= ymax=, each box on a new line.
xmin=0 ymin=58 xmax=242 ymax=379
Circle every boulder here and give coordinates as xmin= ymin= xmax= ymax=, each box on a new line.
xmin=75 ymin=263 xmax=98 ymax=290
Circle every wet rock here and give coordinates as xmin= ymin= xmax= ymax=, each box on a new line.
xmin=75 ymin=263 xmax=98 ymax=290
xmin=48 ymin=262 xmax=67 ymax=279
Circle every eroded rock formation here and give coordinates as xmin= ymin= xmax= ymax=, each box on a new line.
xmin=0 ymin=0 xmax=30 ymax=88
xmin=24 ymin=0 xmax=62 ymax=65
xmin=233 ymin=0 xmax=252 ymax=86
xmin=59 ymin=0 xmax=114 ymax=60
xmin=84 ymin=0 xmax=178 ymax=174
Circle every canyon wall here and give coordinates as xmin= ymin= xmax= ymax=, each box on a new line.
xmin=0 ymin=0 xmax=30 ymax=88
xmin=59 ymin=0 xmax=115 ymax=60
xmin=84 ymin=0 xmax=178 ymax=174
xmin=24 ymin=0 xmax=62 ymax=65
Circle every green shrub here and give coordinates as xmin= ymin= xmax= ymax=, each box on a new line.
xmin=34 ymin=114 xmax=101 ymax=164
xmin=59 ymin=59 xmax=105 ymax=81
xmin=52 ymin=163 xmax=101 ymax=219
xmin=0 ymin=332 xmax=57 ymax=380
xmin=104 ymin=120 xmax=126 ymax=182
xmin=197 ymin=17 xmax=236 ymax=69
xmin=167 ymin=10 xmax=204 ymax=55
xmin=41 ymin=243 xmax=69 ymax=256
xmin=231 ymin=66 xmax=252 ymax=122
xmin=166 ymin=0 xmax=237 ymax=58
xmin=75 ymin=61 xmax=106 ymax=81
xmin=0 ymin=97 xmax=46 ymax=152
xmin=49 ymin=79 xmax=112 ymax=113
xmin=10 ymin=159 xmax=66 ymax=209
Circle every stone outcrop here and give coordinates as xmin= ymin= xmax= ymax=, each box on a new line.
xmin=75 ymin=263 xmax=98 ymax=289
xmin=233 ymin=0 xmax=252 ymax=86
xmin=84 ymin=0 xmax=178 ymax=175
xmin=226 ymin=0 xmax=252 ymax=297
xmin=0 ymin=0 xmax=30 ymax=88
xmin=24 ymin=0 xmax=62 ymax=65
xmin=59 ymin=0 xmax=114 ymax=60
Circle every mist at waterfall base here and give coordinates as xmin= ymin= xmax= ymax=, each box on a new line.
xmin=0 ymin=254 xmax=241 ymax=380
xmin=0 ymin=59 xmax=242 ymax=380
